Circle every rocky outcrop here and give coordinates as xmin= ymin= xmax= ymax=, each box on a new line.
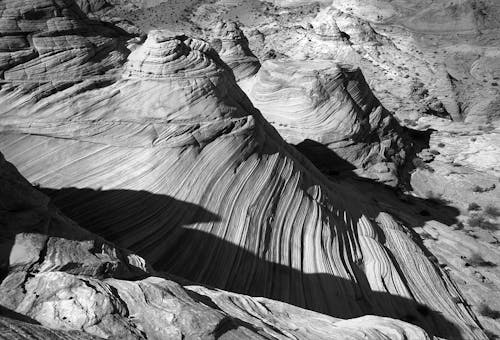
xmin=0 ymin=1 xmax=487 ymax=339
xmin=0 ymin=129 xmax=442 ymax=340
xmin=242 ymin=59 xmax=409 ymax=184
xmin=0 ymin=0 xmax=130 ymax=82
xmin=1 ymin=151 xmax=445 ymax=339
xmin=210 ymin=21 xmax=261 ymax=82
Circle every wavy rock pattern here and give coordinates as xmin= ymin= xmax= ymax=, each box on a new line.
xmin=0 ymin=1 xmax=487 ymax=339
xmin=210 ymin=21 xmax=261 ymax=82
xmin=0 ymin=0 xmax=129 ymax=82
xmin=243 ymin=59 xmax=408 ymax=184
xmin=0 ymin=152 xmax=440 ymax=340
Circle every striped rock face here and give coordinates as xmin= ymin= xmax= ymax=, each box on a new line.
xmin=0 ymin=1 xmax=488 ymax=339
xmin=1 ymin=152 xmax=440 ymax=340
xmin=210 ymin=21 xmax=261 ymax=82
xmin=242 ymin=59 xmax=408 ymax=184
xmin=0 ymin=0 xmax=129 ymax=81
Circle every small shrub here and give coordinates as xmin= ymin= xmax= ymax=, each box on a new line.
xmin=437 ymin=142 xmax=445 ymax=147
xmin=413 ymin=158 xmax=435 ymax=172
xmin=484 ymin=205 xmax=500 ymax=217
xmin=467 ymin=202 xmax=481 ymax=211
xmin=454 ymin=222 xmax=465 ymax=230
xmin=478 ymin=303 xmax=500 ymax=319
xmin=420 ymin=231 xmax=437 ymax=240
xmin=472 ymin=185 xmax=483 ymax=192
xmin=429 ymin=149 xmax=440 ymax=155
xmin=466 ymin=253 xmax=496 ymax=267
xmin=468 ymin=214 xmax=499 ymax=231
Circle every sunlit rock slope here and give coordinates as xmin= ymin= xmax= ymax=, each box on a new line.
xmin=1 ymin=152 xmax=443 ymax=340
xmin=0 ymin=1 xmax=488 ymax=339
xmin=241 ymin=59 xmax=408 ymax=184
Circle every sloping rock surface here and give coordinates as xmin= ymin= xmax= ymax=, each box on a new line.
xmin=0 ymin=152 xmax=440 ymax=340
xmin=242 ymin=59 xmax=408 ymax=184
xmin=0 ymin=1 xmax=488 ymax=339
xmin=210 ymin=21 xmax=260 ymax=82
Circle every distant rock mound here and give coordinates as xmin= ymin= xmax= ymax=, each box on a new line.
xmin=0 ymin=2 xmax=487 ymax=339
xmin=0 ymin=0 xmax=130 ymax=82
xmin=244 ymin=59 xmax=409 ymax=184
xmin=210 ymin=21 xmax=261 ymax=81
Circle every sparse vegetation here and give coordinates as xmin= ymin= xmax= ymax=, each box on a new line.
xmin=403 ymin=118 xmax=418 ymax=127
xmin=466 ymin=253 xmax=496 ymax=267
xmin=412 ymin=157 xmax=435 ymax=172
xmin=478 ymin=303 xmax=500 ymax=319
xmin=484 ymin=205 xmax=500 ymax=217
xmin=467 ymin=202 xmax=481 ymax=211
xmin=472 ymin=185 xmax=484 ymax=193
xmin=472 ymin=184 xmax=496 ymax=193
xmin=468 ymin=214 xmax=498 ymax=231
xmin=420 ymin=231 xmax=437 ymax=241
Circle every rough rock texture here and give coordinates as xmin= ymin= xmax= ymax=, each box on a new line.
xmin=0 ymin=0 xmax=130 ymax=81
xmin=0 ymin=1 xmax=490 ymax=339
xmin=1 ymin=151 xmax=445 ymax=340
xmin=242 ymin=59 xmax=408 ymax=184
xmin=210 ymin=21 xmax=261 ymax=82
xmin=0 ymin=20 xmax=487 ymax=340
xmin=87 ymin=0 xmax=500 ymax=338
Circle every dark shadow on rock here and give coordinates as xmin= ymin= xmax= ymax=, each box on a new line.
xmin=293 ymin=137 xmax=460 ymax=228
xmin=41 ymin=188 xmax=221 ymax=252
xmin=295 ymin=139 xmax=356 ymax=176
xmin=400 ymin=127 xmax=435 ymax=184
xmin=37 ymin=187 xmax=465 ymax=339
xmin=166 ymin=228 xmax=464 ymax=340
xmin=0 ymin=305 xmax=40 ymax=325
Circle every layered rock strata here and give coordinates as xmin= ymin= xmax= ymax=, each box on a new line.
xmin=0 ymin=0 xmax=130 ymax=82
xmin=210 ymin=21 xmax=261 ymax=82
xmin=1 ymin=152 xmax=442 ymax=339
xmin=243 ymin=59 xmax=408 ymax=184
xmin=0 ymin=2 xmax=487 ymax=339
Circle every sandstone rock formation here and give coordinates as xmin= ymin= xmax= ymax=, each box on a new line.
xmin=0 ymin=0 xmax=130 ymax=81
xmin=2 ymin=151 xmax=445 ymax=339
xmin=241 ymin=59 xmax=408 ymax=184
xmin=210 ymin=21 xmax=260 ymax=82
xmin=86 ymin=0 xmax=500 ymax=338
xmin=0 ymin=1 xmax=490 ymax=339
